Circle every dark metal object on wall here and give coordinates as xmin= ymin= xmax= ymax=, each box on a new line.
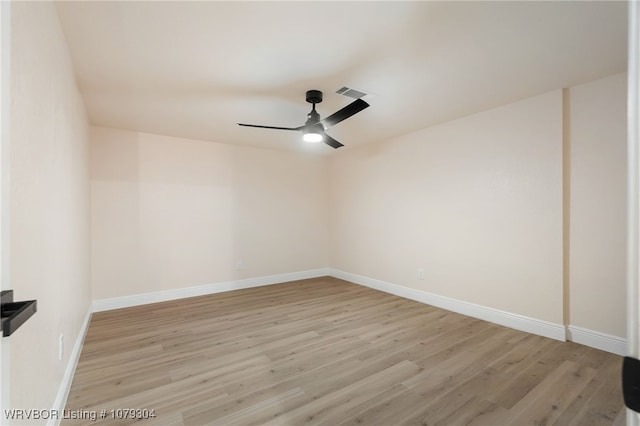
xmin=1 ymin=290 xmax=37 ymax=337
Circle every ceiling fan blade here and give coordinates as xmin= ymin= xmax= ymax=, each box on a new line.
xmin=323 ymin=134 xmax=344 ymax=149
xmin=238 ymin=123 xmax=302 ymax=131
xmin=322 ymin=98 xmax=370 ymax=128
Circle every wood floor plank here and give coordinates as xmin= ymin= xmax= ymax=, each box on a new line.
xmin=261 ymin=360 xmax=422 ymax=426
xmin=185 ymin=387 xmax=307 ymax=425
xmin=485 ymin=341 xmax=591 ymax=410
xmin=335 ymin=386 xmax=426 ymax=426
xmin=64 ymin=277 xmax=625 ymax=425
xmin=209 ymin=358 xmax=365 ymax=422
xmin=505 ymin=360 xmax=597 ymax=425
xmin=554 ymin=356 xmax=625 ymax=426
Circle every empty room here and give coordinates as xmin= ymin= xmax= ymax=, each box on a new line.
xmin=1 ymin=1 xmax=639 ymax=425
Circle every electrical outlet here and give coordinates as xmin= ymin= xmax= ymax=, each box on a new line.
xmin=417 ymin=269 xmax=425 ymax=280
xmin=236 ymin=260 xmax=245 ymax=271
xmin=58 ymin=334 xmax=64 ymax=361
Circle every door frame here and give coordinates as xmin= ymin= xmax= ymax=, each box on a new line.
xmin=628 ymin=0 xmax=640 ymax=425
xmin=0 ymin=0 xmax=11 ymax=418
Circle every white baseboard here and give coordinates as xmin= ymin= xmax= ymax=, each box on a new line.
xmin=328 ymin=269 xmax=567 ymax=342
xmin=48 ymin=307 xmax=92 ymax=426
xmin=567 ymin=325 xmax=626 ymax=356
xmin=92 ymin=268 xmax=331 ymax=312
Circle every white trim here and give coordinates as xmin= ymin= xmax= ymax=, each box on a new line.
xmin=329 ymin=269 xmax=566 ymax=341
xmin=92 ymin=268 xmax=330 ymax=312
xmin=47 ymin=307 xmax=92 ymax=426
xmin=567 ymin=325 xmax=626 ymax=356
xmin=628 ymin=0 xmax=640 ymax=362
xmin=628 ymin=1 xmax=640 ymax=423
xmin=329 ymin=269 xmax=628 ymax=355
xmin=0 ymin=0 xmax=11 ymax=417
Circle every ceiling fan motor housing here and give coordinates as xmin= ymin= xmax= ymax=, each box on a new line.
xmin=306 ymin=90 xmax=323 ymax=104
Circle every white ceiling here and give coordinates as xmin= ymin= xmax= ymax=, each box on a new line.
xmin=56 ymin=1 xmax=627 ymax=154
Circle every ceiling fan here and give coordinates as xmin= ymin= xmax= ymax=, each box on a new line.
xmin=238 ymin=90 xmax=369 ymax=149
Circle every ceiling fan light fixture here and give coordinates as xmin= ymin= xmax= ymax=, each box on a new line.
xmin=238 ymin=89 xmax=369 ymax=149
xmin=303 ymin=132 xmax=323 ymax=143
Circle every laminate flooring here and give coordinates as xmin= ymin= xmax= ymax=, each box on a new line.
xmin=64 ymin=277 xmax=625 ymax=425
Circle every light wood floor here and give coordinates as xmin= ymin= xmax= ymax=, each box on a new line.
xmin=64 ymin=277 xmax=625 ymax=425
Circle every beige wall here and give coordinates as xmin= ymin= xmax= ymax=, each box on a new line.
xmin=568 ymin=73 xmax=627 ymax=337
xmin=328 ymin=77 xmax=627 ymax=340
xmin=90 ymin=127 xmax=328 ymax=300
xmin=329 ymin=91 xmax=565 ymax=324
xmin=9 ymin=1 xmax=91 ymax=415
